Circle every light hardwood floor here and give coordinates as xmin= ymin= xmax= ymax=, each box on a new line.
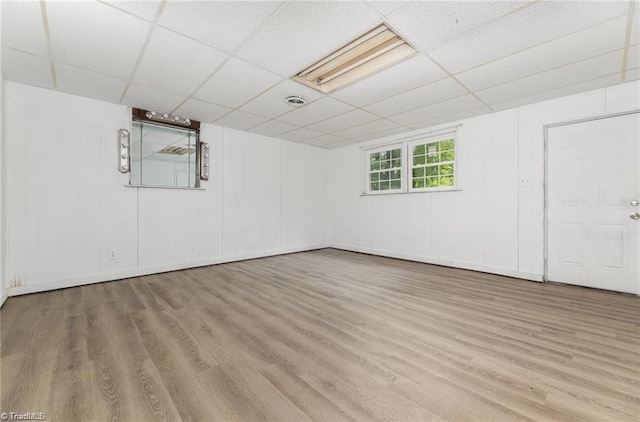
xmin=1 ymin=249 xmax=639 ymax=421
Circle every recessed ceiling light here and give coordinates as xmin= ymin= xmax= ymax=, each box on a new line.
xmin=285 ymin=95 xmax=307 ymax=107
xmin=292 ymin=23 xmax=417 ymax=94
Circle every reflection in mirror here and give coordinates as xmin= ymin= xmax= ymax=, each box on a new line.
xmin=130 ymin=120 xmax=199 ymax=188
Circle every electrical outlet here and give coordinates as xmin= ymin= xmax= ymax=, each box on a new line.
xmin=108 ymin=249 xmax=118 ymax=260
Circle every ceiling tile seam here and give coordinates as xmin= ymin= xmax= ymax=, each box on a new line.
xmin=240 ymin=96 xmax=329 ymax=130
xmin=169 ymin=1 xmax=290 ymax=116
xmin=473 ymin=48 xmax=631 ymax=101
xmin=376 ymin=20 xmax=495 ymax=113
xmin=381 ymin=91 xmax=474 ymax=120
xmin=621 ymin=0 xmax=636 ymax=80
xmin=96 ymin=0 xmax=159 ymax=23
xmin=478 ymin=70 xmax=627 ymax=108
xmin=118 ymin=0 xmax=167 ymax=104
xmin=2 ymin=46 xmax=49 ymax=60
xmin=467 ymin=46 xmax=628 ymax=94
xmin=260 ymin=108 xmax=372 ymax=136
xmin=408 ymin=105 xmax=491 ymax=129
xmin=39 ymin=0 xmax=57 ymax=89
xmin=327 ymin=75 xmax=450 ymax=109
xmin=448 ymin=11 xmax=633 ymax=76
xmin=49 ymin=59 xmax=129 ymax=86
xmin=329 ymin=118 xmax=411 ymax=139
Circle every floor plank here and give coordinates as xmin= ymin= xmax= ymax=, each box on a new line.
xmin=1 ymin=249 xmax=639 ymax=421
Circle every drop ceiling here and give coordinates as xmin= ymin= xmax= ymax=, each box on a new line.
xmin=2 ymin=0 xmax=638 ymax=149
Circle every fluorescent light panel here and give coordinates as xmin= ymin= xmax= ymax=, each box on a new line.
xmin=292 ymin=24 xmax=417 ymax=94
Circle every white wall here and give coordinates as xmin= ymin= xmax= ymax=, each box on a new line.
xmin=0 ymin=1 xmax=6 ymax=306
xmin=327 ymin=80 xmax=640 ymax=281
xmin=4 ymin=82 xmax=326 ymax=295
xmin=1 ymin=74 xmax=6 ymax=306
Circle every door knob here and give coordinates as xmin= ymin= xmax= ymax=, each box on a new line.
xmin=631 ymin=212 xmax=640 ymax=220
xmin=631 ymin=200 xmax=639 ymax=206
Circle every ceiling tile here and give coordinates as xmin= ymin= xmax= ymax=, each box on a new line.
xmin=159 ymin=1 xmax=283 ymax=53
xmin=239 ymin=79 xmax=325 ymax=118
xmin=2 ymin=0 xmax=48 ymax=56
xmin=56 ymin=63 xmax=127 ymax=103
xmin=407 ymin=106 xmax=489 ymax=130
xmin=194 ymin=57 xmax=282 ymax=108
xmin=366 ymin=1 xmax=410 ymax=17
xmin=249 ymin=120 xmax=299 ymax=137
xmin=475 ymin=50 xmax=624 ymax=105
xmin=100 ymin=0 xmax=162 ymax=21
xmin=47 ymin=0 xmax=150 ymax=79
xmin=490 ymin=73 xmax=623 ymax=112
xmin=236 ymin=1 xmax=380 ymax=76
xmin=278 ymin=97 xmax=354 ymax=127
xmin=307 ymin=109 xmax=380 ymax=133
xmin=364 ymin=77 xmax=466 ymax=117
xmin=455 ymin=15 xmax=628 ymax=91
xmin=122 ymin=83 xmax=187 ymax=112
xmin=429 ymin=1 xmax=630 ymax=74
xmin=331 ymin=54 xmax=446 ymax=107
xmin=388 ymin=94 xmax=485 ymax=126
xmin=1 ymin=47 xmax=53 ymax=89
xmin=356 ymin=126 xmax=414 ymax=142
xmin=213 ymin=110 xmax=268 ymax=131
xmin=279 ymin=127 xmax=323 ymax=142
xmin=172 ymin=98 xmax=232 ymax=123
xmin=134 ymin=27 xmax=227 ymax=96
xmin=302 ymin=134 xmax=349 ymax=147
xmin=389 ymin=1 xmax=528 ymax=50
xmin=325 ymin=139 xmax=362 ymax=149
xmin=333 ymin=118 xmax=400 ymax=140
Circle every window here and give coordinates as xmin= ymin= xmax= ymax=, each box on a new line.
xmin=367 ymin=145 xmax=403 ymax=193
xmin=364 ymin=132 xmax=457 ymax=194
xmin=409 ymin=137 xmax=455 ymax=191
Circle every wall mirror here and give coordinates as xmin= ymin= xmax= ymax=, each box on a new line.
xmin=129 ymin=111 xmax=202 ymax=189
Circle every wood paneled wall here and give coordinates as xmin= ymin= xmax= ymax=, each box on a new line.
xmin=4 ymin=82 xmax=327 ymax=293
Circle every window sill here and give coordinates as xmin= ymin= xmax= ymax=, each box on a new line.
xmin=126 ymin=184 xmax=205 ymax=190
xmin=360 ymin=187 xmax=462 ymax=196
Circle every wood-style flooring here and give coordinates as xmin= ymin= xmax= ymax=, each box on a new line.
xmin=1 ymin=249 xmax=639 ymax=421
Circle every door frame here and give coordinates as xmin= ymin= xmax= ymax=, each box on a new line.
xmin=543 ymin=109 xmax=640 ymax=282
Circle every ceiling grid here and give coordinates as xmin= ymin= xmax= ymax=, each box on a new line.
xmin=2 ymin=0 xmax=637 ymax=148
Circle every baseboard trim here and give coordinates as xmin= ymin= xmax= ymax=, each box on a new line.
xmin=329 ymin=243 xmax=544 ymax=282
xmin=7 ymin=244 xmax=329 ymax=297
xmin=0 ymin=289 xmax=7 ymax=308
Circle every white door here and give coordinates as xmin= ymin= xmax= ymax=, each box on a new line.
xmin=547 ymin=113 xmax=640 ymax=294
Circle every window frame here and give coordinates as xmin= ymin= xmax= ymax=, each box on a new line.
xmin=362 ymin=131 xmax=459 ymax=195
xmin=364 ymin=143 xmax=405 ymax=195
xmin=406 ymin=133 xmax=457 ymax=193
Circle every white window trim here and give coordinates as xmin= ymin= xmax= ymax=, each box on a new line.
xmin=364 ymin=143 xmax=404 ymax=195
xmin=361 ymin=130 xmax=460 ymax=196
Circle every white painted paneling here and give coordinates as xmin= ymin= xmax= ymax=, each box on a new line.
xmin=282 ymin=142 xmax=326 ymax=249
xmin=6 ymin=83 xmax=136 ymax=287
xmin=222 ymin=128 xmax=282 ymax=257
xmin=0 ymin=70 xmax=6 ymax=301
xmin=4 ymin=82 xmax=326 ymax=295
xmin=605 ymin=79 xmax=640 ymax=113
xmin=327 ymin=81 xmax=638 ymax=281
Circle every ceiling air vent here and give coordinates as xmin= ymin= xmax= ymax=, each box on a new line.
xmin=158 ymin=146 xmax=195 ymax=155
xmin=292 ymin=23 xmax=417 ymax=94
xmin=285 ymin=95 xmax=306 ymax=107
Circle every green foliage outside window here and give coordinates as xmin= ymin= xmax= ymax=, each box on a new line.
xmin=411 ymin=139 xmax=455 ymax=189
